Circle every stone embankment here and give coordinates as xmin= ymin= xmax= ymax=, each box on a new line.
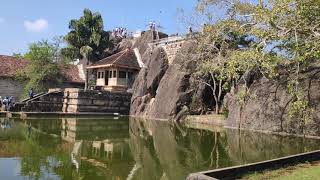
xmin=12 ymin=88 xmax=131 ymax=115
xmin=63 ymin=88 xmax=131 ymax=114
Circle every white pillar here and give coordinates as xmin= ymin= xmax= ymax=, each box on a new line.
xmin=126 ymin=71 xmax=129 ymax=87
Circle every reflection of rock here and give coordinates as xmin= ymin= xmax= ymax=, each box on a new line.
xmin=128 ymin=118 xmax=320 ymax=180
xmin=128 ymin=118 xmax=221 ymax=180
xmin=129 ymin=119 xmax=164 ymax=180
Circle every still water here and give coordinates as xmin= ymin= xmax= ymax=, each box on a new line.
xmin=0 ymin=117 xmax=319 ymax=180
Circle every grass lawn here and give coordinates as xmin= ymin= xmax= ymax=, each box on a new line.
xmin=242 ymin=161 xmax=320 ymax=180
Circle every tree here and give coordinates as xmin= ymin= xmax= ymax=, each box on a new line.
xmin=194 ymin=0 xmax=320 ymax=126
xmin=195 ymin=21 xmax=253 ymax=114
xmin=64 ymin=9 xmax=114 ymax=62
xmin=17 ymin=39 xmax=68 ymax=97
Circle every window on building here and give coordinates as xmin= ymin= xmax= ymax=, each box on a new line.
xmin=109 ymin=71 xmax=112 ymax=78
xmin=119 ymin=71 xmax=126 ymax=78
xmin=113 ymin=70 xmax=117 ymax=78
xmin=98 ymin=72 xmax=101 ymax=79
xmin=101 ymin=72 xmax=104 ymax=78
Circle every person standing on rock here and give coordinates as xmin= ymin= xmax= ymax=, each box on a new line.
xmin=29 ymin=88 xmax=34 ymax=99
xmin=188 ymin=26 xmax=193 ymax=34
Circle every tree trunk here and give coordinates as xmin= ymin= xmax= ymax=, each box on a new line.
xmin=85 ymin=69 xmax=88 ymax=90
xmin=84 ymin=59 xmax=89 ymax=90
xmin=217 ymin=79 xmax=223 ymax=113
xmin=210 ymin=73 xmax=219 ymax=114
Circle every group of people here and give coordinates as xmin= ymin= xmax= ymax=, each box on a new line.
xmin=112 ymin=27 xmax=128 ymax=38
xmin=149 ymin=21 xmax=157 ymax=31
xmin=0 ymin=96 xmax=14 ymax=111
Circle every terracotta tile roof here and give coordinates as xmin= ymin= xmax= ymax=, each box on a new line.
xmin=59 ymin=64 xmax=85 ymax=84
xmin=87 ymin=49 xmax=140 ymax=70
xmin=0 ymin=55 xmax=29 ymax=77
xmin=0 ymin=55 xmax=84 ymax=84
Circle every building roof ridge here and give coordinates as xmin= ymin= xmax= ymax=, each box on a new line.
xmin=111 ymin=48 xmax=130 ymax=66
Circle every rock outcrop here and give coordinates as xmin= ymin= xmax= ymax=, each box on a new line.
xmin=224 ymin=67 xmax=320 ymax=136
xmin=129 ymin=32 xmax=200 ymax=120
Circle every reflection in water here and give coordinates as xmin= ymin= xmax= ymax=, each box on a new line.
xmin=0 ymin=118 xmax=12 ymax=129
xmin=0 ymin=117 xmax=320 ymax=180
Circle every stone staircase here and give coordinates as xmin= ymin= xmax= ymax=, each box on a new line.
xmin=22 ymin=91 xmax=64 ymax=112
xmin=11 ymin=90 xmax=64 ymax=112
xmin=10 ymin=92 xmax=45 ymax=112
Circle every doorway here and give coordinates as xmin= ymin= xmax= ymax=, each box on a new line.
xmin=105 ymin=70 xmax=109 ymax=85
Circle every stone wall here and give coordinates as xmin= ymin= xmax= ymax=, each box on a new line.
xmin=0 ymin=77 xmax=24 ymax=100
xmin=16 ymin=88 xmax=132 ymax=114
xmin=62 ymin=88 xmax=131 ymax=114
xmin=22 ymin=91 xmax=64 ymax=112
xmin=162 ymin=40 xmax=185 ymax=64
xmin=148 ymin=36 xmax=186 ymax=65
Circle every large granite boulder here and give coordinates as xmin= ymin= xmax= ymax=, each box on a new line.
xmin=147 ymin=65 xmax=193 ymax=119
xmin=130 ymin=47 xmax=169 ymax=117
xmin=224 ymin=67 xmax=320 ymax=136
xmin=130 ymin=40 xmax=199 ymax=120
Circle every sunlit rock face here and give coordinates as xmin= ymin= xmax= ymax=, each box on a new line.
xmin=129 ymin=31 xmax=202 ymax=120
xmin=225 ymin=67 xmax=320 ymax=136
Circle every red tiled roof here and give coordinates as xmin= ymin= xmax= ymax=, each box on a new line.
xmin=0 ymin=55 xmax=84 ymax=84
xmin=59 ymin=64 xmax=85 ymax=84
xmin=0 ymin=55 xmax=29 ymax=77
xmin=87 ymin=49 xmax=140 ymax=70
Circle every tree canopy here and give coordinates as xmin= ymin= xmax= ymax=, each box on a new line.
xmin=64 ymin=9 xmax=114 ymax=62
xmin=194 ymin=0 xmax=320 ymax=114
xmin=16 ymin=39 xmax=69 ymax=97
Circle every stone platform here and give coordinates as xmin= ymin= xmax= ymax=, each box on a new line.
xmin=12 ymin=88 xmax=132 ymax=115
xmin=62 ymin=88 xmax=131 ymax=114
xmin=7 ymin=112 xmax=121 ymax=119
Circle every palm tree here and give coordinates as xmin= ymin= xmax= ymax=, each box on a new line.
xmin=64 ymin=8 xmax=114 ymax=89
xmin=64 ymin=9 xmax=114 ymax=62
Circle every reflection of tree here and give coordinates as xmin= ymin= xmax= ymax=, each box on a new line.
xmin=225 ymin=129 xmax=320 ymax=165
xmin=19 ymin=133 xmax=76 ymax=180
xmin=0 ymin=121 xmax=77 ymax=180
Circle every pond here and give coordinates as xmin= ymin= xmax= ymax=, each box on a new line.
xmin=0 ymin=117 xmax=319 ymax=180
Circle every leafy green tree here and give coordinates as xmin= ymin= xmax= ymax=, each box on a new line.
xmin=194 ymin=0 xmax=320 ymax=127
xmin=195 ymin=21 xmax=252 ymax=114
xmin=17 ymin=40 xmax=65 ymax=97
xmin=64 ymin=9 xmax=114 ymax=62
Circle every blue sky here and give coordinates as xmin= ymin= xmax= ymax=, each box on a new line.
xmin=0 ymin=0 xmax=198 ymax=55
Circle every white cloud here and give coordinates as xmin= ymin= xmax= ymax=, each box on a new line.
xmin=24 ymin=19 xmax=48 ymax=32
xmin=0 ymin=17 xmax=5 ymax=23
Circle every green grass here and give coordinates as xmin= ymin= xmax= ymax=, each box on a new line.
xmin=243 ymin=161 xmax=320 ymax=180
